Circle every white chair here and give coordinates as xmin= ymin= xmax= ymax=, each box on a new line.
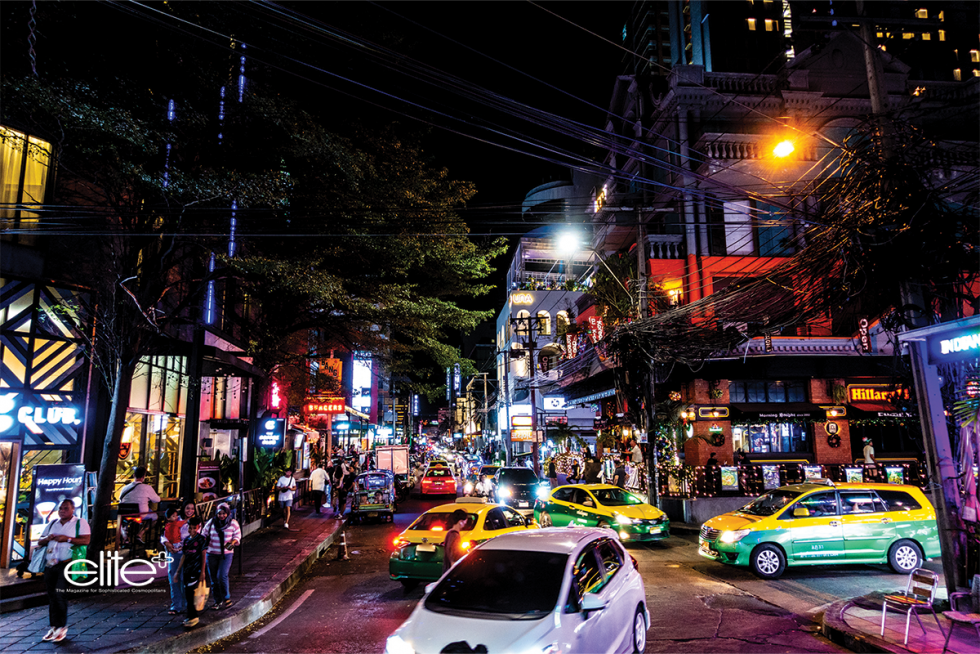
xmin=880 ymin=568 xmax=946 ymax=645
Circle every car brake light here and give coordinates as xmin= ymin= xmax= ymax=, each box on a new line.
xmin=461 ymin=541 xmax=471 ymax=549
xmin=431 ymin=526 xmax=444 ymax=532
xmin=393 ymin=537 xmax=407 ymax=547
xmin=630 ymin=554 xmax=639 ymax=569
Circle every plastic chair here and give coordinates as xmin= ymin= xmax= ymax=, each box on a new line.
xmin=880 ymin=568 xmax=946 ymax=645
xmin=942 ymin=577 xmax=980 ymax=653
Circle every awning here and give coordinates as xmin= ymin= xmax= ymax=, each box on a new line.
xmin=730 ymin=403 xmax=824 ymax=422
xmin=848 ymin=403 xmax=915 ymax=420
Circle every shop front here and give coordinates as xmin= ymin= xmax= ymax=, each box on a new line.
xmin=0 ymin=278 xmax=93 ymax=568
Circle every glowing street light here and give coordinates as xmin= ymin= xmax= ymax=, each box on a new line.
xmin=557 ymin=231 xmax=633 ymax=303
xmin=773 ymin=140 xmax=795 ymax=158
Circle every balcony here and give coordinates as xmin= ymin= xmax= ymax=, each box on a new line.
xmin=647 ymin=234 xmax=685 ymax=259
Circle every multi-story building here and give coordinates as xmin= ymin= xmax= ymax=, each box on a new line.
xmin=558 ymin=14 xmax=977 ymax=481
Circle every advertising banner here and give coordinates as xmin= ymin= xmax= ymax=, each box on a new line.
xmin=28 ymin=464 xmax=86 ymax=548
xmin=196 ymin=463 xmax=221 ymax=502
xmin=803 ymin=465 xmax=823 ymax=481
xmin=720 ymin=467 xmax=739 ymax=491
xmin=762 ymin=465 xmax=780 ymax=490
xmin=255 ymin=417 xmax=285 ymax=449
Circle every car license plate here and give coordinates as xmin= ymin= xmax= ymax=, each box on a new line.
xmin=518 ymin=501 xmax=529 ymax=508
xmin=367 ymin=512 xmax=378 ymax=518
xmin=417 ymin=543 xmax=436 ymax=553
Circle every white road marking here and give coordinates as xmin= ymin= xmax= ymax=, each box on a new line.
xmin=249 ymin=589 xmax=315 ymax=639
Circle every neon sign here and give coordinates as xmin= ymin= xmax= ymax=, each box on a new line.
xmin=928 ymin=326 xmax=980 ymax=364
xmin=511 ymin=293 xmax=534 ymax=305
xmin=304 ymin=398 xmax=345 ymax=414
xmin=0 ymin=393 xmax=81 ymax=435
xmin=270 ymin=381 xmax=282 ymax=409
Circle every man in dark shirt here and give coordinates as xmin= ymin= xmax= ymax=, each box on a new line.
xmin=442 ymin=510 xmax=469 ymax=574
xmin=173 ymin=516 xmax=207 ymax=628
xmin=612 ymin=459 xmax=627 ymax=489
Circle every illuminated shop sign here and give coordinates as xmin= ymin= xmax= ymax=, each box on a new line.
xmin=543 ymin=396 xmax=566 ymax=411
xmin=847 ymin=385 xmax=909 ymax=403
xmin=453 ymin=363 xmax=461 ymax=394
xmin=304 ymin=397 xmax=345 ymax=414
xmin=929 ymin=329 xmax=980 ymax=364
xmin=353 ymin=352 xmax=373 ymax=412
xmin=270 ymin=381 xmax=282 ymax=409
xmin=696 ymin=406 xmax=729 ymax=420
xmin=511 ymin=293 xmax=534 ymax=305
xmin=255 ymin=418 xmax=285 ymax=449
xmin=0 ymin=393 xmax=82 ymax=434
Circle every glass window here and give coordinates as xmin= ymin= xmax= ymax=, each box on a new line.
xmin=877 ymin=490 xmax=922 ymax=512
xmin=537 ymin=311 xmax=551 ymax=336
xmin=740 ymin=489 xmax=800 ymax=517
xmin=596 ymin=540 xmax=622 ymax=579
xmin=573 ymin=547 xmax=604 ymax=597
xmin=553 ymin=487 xmax=575 ymax=502
xmin=501 ymin=507 xmax=526 ymax=528
xmin=591 ymin=487 xmax=644 ymax=507
xmin=572 ymin=488 xmax=596 ymax=507
xmin=738 ymin=422 xmax=810 ymax=454
xmin=840 ymin=491 xmax=885 ymax=514
xmin=425 ymin=550 xmax=567 ymax=617
xmin=783 ymin=491 xmax=838 ymax=519
xmin=0 ymin=126 xmax=52 ymax=236
xmin=425 ymin=468 xmax=451 ymax=477
xmin=410 ymin=512 xmax=476 ymax=531
xmin=483 ymin=508 xmax=506 ymax=531
xmin=746 ymin=18 xmax=756 ymax=31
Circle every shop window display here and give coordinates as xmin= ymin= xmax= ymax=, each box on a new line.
xmin=732 ymin=423 xmax=809 ymax=455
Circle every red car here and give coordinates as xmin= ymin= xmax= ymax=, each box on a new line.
xmin=420 ymin=467 xmax=457 ymax=497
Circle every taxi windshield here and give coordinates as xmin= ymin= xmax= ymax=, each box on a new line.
xmin=410 ymin=512 xmax=476 ymax=531
xmin=592 ymin=488 xmax=644 ymax=507
xmin=361 ymin=475 xmax=388 ymax=490
xmin=738 ymin=490 xmax=801 ymax=516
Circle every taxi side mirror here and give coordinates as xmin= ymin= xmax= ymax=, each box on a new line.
xmin=793 ymin=507 xmax=810 ymax=518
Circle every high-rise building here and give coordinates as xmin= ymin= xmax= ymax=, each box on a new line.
xmin=623 ymin=1 xmax=978 ymax=82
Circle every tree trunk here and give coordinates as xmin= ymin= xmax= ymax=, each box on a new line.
xmin=86 ymin=358 xmax=136 ymax=561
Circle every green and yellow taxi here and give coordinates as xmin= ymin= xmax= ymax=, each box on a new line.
xmin=698 ymin=480 xmax=941 ymax=579
xmin=532 ymin=484 xmax=670 ymax=543
xmin=389 ymin=498 xmax=538 ymax=590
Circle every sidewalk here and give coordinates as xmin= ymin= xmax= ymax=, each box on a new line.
xmin=0 ymin=505 xmax=344 ymax=654
xmin=823 ymin=591 xmax=975 ymax=654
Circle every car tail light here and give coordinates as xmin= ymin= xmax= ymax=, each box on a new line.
xmin=461 ymin=541 xmax=471 ymax=550
xmin=431 ymin=526 xmax=444 ymax=532
xmin=630 ymin=554 xmax=639 ymax=569
xmin=393 ymin=537 xmax=408 ymax=548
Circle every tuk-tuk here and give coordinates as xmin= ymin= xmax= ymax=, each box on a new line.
xmin=351 ymin=471 xmax=396 ymax=523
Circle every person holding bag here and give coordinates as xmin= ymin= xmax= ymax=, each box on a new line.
xmin=172 ymin=516 xmax=207 ymax=628
xmin=203 ymin=503 xmax=240 ymax=610
xmin=38 ymin=499 xmax=90 ymax=643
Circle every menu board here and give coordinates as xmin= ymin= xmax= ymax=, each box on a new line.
xmin=28 ymin=464 xmax=86 ymax=547
xmin=845 ymin=467 xmax=864 ymax=483
xmin=885 ymin=466 xmax=905 ymax=485
xmin=803 ymin=465 xmax=823 ymax=481
xmin=720 ymin=467 xmax=739 ymax=491
xmin=197 ymin=463 xmax=221 ymax=502
xmin=762 ymin=465 xmax=780 ymax=490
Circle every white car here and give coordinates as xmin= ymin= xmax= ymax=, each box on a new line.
xmin=385 ymin=527 xmax=649 ymax=654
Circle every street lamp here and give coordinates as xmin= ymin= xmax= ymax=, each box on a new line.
xmin=556 ymin=231 xmax=634 ymax=304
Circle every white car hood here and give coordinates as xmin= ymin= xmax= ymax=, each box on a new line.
xmin=394 ymin=605 xmax=559 ymax=654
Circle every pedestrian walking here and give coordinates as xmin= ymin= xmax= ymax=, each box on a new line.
xmin=38 ymin=499 xmax=90 ymax=643
xmin=547 ymin=458 xmax=558 ymax=488
xmin=332 ymin=457 xmax=349 ymax=514
xmin=441 ymin=509 xmax=469 ymax=574
xmin=275 ymin=468 xmax=297 ymax=528
xmin=203 ymin=503 xmax=240 ymax=611
xmin=172 ymin=516 xmax=207 ymax=628
xmin=309 ymin=463 xmax=328 ymax=514
xmin=161 ymin=504 xmax=189 ymax=614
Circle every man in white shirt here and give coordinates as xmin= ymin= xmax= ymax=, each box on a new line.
xmin=38 ymin=499 xmax=91 ymax=643
xmin=630 ymin=439 xmax=644 ymax=465
xmin=862 ymin=438 xmax=875 ymax=464
xmin=276 ymin=468 xmax=297 ymax=529
xmin=309 ymin=464 xmax=328 ymax=514
xmin=118 ymin=466 xmax=161 ymax=543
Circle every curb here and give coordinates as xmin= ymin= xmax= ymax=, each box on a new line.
xmin=821 ymin=598 xmax=897 ymax=654
xmin=116 ymin=516 xmax=346 ymax=654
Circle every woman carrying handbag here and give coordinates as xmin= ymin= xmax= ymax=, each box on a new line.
xmin=37 ymin=499 xmax=90 ymax=643
xmin=202 ymin=503 xmax=240 ymax=610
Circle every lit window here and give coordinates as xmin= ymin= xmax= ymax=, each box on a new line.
xmin=903 ymin=32 xmax=914 ymax=40
xmin=971 ymin=50 xmax=980 ymax=63
xmin=0 ymin=125 xmax=52 ymax=235
xmin=938 ymin=11 xmax=944 ymax=21
xmin=922 ymin=32 xmax=931 ymax=40
xmin=747 ymin=18 xmax=757 ymax=31
xmin=536 ymin=311 xmax=551 ymax=336
xmin=939 ymin=30 xmax=946 ymax=41
xmin=877 ymin=31 xmax=884 ymax=38
xmin=765 ymin=19 xmax=777 ymax=32
xmin=953 ymin=68 xmax=962 ymax=81
xmin=915 ymin=8 xmax=928 ymax=19
xmin=973 ymin=69 xmax=980 ymax=77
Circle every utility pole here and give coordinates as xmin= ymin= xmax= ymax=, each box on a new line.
xmin=511 ymin=315 xmax=545 ymax=475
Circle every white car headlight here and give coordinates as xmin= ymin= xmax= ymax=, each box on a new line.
xmin=615 ymin=514 xmax=635 ymax=525
xmin=535 ymin=487 xmax=549 ymax=500
xmin=498 ymin=487 xmax=512 ymax=498
xmin=720 ymin=529 xmax=751 ymax=544
xmin=385 ymin=635 xmax=415 ymax=654
xmin=464 ymin=482 xmax=473 ymax=493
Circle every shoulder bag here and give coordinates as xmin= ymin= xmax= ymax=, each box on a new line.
xmin=27 ymin=521 xmax=53 ymax=574
xmin=68 ymin=520 xmax=89 ymax=582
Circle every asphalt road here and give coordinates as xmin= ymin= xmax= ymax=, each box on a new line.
xmin=200 ymin=489 xmax=941 ymax=653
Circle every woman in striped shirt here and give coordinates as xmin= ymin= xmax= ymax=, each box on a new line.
xmin=202 ymin=503 xmax=240 ymax=610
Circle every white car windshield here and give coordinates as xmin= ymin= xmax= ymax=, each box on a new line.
xmin=424 ymin=550 xmax=568 ymax=619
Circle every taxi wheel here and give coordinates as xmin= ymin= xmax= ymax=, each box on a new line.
xmin=631 ymin=604 xmax=647 ymax=653
xmin=750 ymin=544 xmax=786 ymax=579
xmin=539 ymin=512 xmax=553 ymax=527
xmin=888 ymin=540 xmax=922 ymax=574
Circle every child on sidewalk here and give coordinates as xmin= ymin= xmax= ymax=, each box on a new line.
xmin=172 ymin=516 xmax=207 ymax=628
